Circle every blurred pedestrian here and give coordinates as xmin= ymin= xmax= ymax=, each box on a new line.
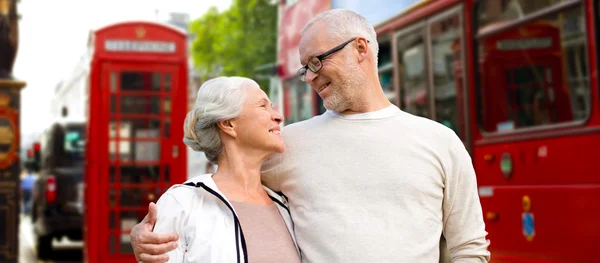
xmin=20 ymin=169 xmax=37 ymax=215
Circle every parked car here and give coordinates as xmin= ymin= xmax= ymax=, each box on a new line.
xmin=31 ymin=122 xmax=85 ymax=259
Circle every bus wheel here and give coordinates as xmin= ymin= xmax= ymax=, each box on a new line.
xmin=36 ymin=235 xmax=53 ymax=259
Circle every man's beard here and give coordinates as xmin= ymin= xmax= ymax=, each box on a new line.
xmin=323 ymin=62 xmax=364 ymax=113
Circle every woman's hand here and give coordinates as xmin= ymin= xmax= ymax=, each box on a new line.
xmin=130 ymin=202 xmax=179 ymax=263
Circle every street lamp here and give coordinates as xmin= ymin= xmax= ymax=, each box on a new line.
xmin=0 ymin=0 xmax=26 ymax=262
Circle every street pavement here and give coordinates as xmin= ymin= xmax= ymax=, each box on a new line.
xmin=19 ymin=214 xmax=83 ymax=263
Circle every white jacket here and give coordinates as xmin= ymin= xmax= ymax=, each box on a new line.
xmin=153 ymin=174 xmax=300 ymax=263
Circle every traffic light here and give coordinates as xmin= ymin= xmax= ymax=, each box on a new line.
xmin=33 ymin=142 xmax=41 ymax=171
xmin=25 ymin=142 xmax=41 ymax=172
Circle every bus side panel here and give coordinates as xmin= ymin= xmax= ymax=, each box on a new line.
xmin=480 ymin=185 xmax=599 ymax=262
xmin=475 ymin=131 xmax=600 ymax=186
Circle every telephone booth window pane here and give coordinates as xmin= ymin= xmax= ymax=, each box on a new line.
xmin=119 ymin=210 xmax=147 ymax=254
xmin=120 ymin=187 xmax=161 ymax=207
xmin=109 ymin=165 xmax=116 ymax=182
xmin=397 ymin=28 xmax=429 ymax=118
xmin=120 ymin=165 xmax=160 ymax=184
xmin=165 ymin=73 xmax=172 ymax=91
xmin=109 ymin=119 xmax=118 ymax=138
xmin=115 ymin=140 xmax=160 ymax=161
xmin=119 ymin=211 xmax=146 ymax=253
xmin=164 ymin=165 xmax=170 ymax=184
xmin=110 ymin=72 xmax=117 ymax=92
xmin=152 ymin=73 xmax=161 ymax=91
xmin=121 ymin=71 xmax=157 ymax=91
xmin=120 ymin=241 xmax=134 ymax=254
xmin=109 ymin=187 xmax=116 ymax=207
xmin=110 ymin=95 xmax=117 ymax=113
xmin=116 ymin=118 xmax=161 ymax=162
xmin=110 ymin=140 xmax=132 ymax=161
xmin=164 ymin=119 xmax=171 ymax=138
xmin=121 ymin=96 xmax=160 ymax=114
xmin=109 ymin=235 xmax=117 ymax=254
xmin=431 ymin=13 xmax=463 ymax=138
xmin=108 ymin=140 xmax=135 ymax=161
xmin=164 ymin=97 xmax=172 ymax=114
xmin=119 ymin=119 xmax=161 ymax=138
xmin=109 ymin=211 xmax=115 ymax=229
xmin=137 ymin=142 xmax=160 ymax=161
xmin=115 ymin=140 xmax=130 ymax=161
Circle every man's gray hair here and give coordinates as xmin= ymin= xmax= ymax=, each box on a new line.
xmin=183 ymin=76 xmax=254 ymax=163
xmin=301 ymin=9 xmax=379 ymax=66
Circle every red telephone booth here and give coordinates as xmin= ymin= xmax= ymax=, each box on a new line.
xmin=84 ymin=21 xmax=188 ymax=263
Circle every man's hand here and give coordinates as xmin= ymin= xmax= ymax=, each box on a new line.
xmin=131 ymin=202 xmax=179 ymax=263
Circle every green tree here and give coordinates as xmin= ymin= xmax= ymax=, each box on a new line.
xmin=189 ymin=0 xmax=278 ymax=92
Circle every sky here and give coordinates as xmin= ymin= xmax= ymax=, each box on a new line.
xmin=13 ymin=0 xmax=232 ymax=146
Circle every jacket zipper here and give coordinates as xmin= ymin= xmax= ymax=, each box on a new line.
xmin=268 ymin=196 xmax=290 ymax=215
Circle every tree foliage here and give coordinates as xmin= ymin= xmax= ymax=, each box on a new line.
xmin=189 ymin=0 xmax=278 ymax=91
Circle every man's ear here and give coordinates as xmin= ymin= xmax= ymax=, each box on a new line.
xmin=356 ymin=37 xmax=369 ymax=63
xmin=217 ymin=119 xmax=237 ymax=138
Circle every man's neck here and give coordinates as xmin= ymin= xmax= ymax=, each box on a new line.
xmin=340 ymin=102 xmax=392 ymax=115
xmin=340 ymin=86 xmax=393 ymax=115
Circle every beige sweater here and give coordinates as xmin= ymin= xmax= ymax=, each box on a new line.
xmin=261 ymin=106 xmax=490 ymax=263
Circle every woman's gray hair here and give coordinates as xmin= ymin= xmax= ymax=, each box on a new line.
xmin=301 ymin=9 xmax=379 ymax=67
xmin=183 ymin=76 xmax=256 ymax=162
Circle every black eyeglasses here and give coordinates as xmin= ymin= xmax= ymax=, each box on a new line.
xmin=297 ymin=37 xmax=368 ymax=82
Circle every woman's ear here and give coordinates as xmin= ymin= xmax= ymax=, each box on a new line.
xmin=217 ymin=119 xmax=237 ymax=138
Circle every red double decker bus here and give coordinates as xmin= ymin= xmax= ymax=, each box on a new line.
xmin=277 ymin=0 xmax=599 ymax=261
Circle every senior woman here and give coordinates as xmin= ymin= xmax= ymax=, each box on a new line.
xmin=151 ymin=76 xmax=301 ymax=263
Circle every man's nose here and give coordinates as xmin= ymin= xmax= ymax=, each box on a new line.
xmin=305 ymin=69 xmax=318 ymax=83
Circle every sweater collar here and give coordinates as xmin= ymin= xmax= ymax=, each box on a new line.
xmin=327 ymin=105 xmax=400 ymax=120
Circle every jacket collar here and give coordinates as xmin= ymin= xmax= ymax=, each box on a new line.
xmin=182 ymin=173 xmax=289 ymax=209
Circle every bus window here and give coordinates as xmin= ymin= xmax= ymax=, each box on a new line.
xmin=475 ymin=2 xmax=590 ymax=133
xmin=378 ymin=35 xmax=396 ymax=104
xmin=477 ymin=0 xmax=564 ymax=29
xmin=397 ymin=26 xmax=429 ymax=118
xmin=283 ymin=77 xmax=314 ymax=125
xmin=430 ymin=12 xmax=464 ymax=138
xmin=505 ymin=66 xmax=556 ymax=127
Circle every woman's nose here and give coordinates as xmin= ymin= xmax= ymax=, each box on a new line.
xmin=272 ymin=110 xmax=283 ymax=124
